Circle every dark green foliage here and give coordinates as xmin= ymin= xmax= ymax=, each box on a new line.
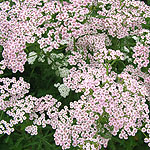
xmin=107 ymin=131 xmax=149 ymax=150
xmin=0 ymin=126 xmax=62 ymax=150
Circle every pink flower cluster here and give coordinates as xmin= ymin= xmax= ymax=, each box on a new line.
xmin=0 ymin=78 xmax=61 ymax=135
xmin=93 ymin=0 xmax=149 ymax=38
xmin=0 ymin=1 xmax=38 ymax=72
xmin=0 ymin=77 xmax=30 ymax=134
xmin=62 ymin=51 xmax=150 ymax=149
xmin=133 ymin=42 xmax=149 ymax=68
xmin=0 ymin=0 xmax=149 ymax=72
xmin=0 ymin=77 xmax=30 ymax=111
xmin=54 ymin=100 xmax=109 ymax=150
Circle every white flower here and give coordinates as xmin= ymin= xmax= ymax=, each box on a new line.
xmin=123 ymin=46 xmax=129 ymax=53
xmin=43 ymin=46 xmax=53 ymax=53
xmin=124 ymin=52 xmax=132 ymax=62
xmin=59 ymin=67 xmax=69 ymax=78
xmin=54 ymin=83 xmax=60 ymax=88
xmin=43 ymin=48 xmax=48 ymax=54
xmin=27 ymin=52 xmax=37 ymax=64
xmin=58 ymin=84 xmax=70 ymax=98
xmin=57 ymin=53 xmax=64 ymax=59
xmin=47 ymin=58 xmax=52 ymax=65
xmin=38 ymin=54 xmax=45 ymax=62
xmin=59 ymin=40 xmax=68 ymax=45
xmin=132 ymin=36 xmax=139 ymax=42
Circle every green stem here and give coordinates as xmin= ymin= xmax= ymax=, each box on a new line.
xmin=73 ymin=37 xmax=76 ymax=51
xmin=28 ymin=67 xmax=35 ymax=82
xmin=27 ymin=54 xmax=37 ymax=58
xmin=106 ymin=63 xmax=109 ymax=76
xmin=137 ymin=127 xmax=148 ymax=138
xmin=110 ymin=59 xmax=118 ymax=66
xmin=0 ymin=111 xmax=4 ymax=120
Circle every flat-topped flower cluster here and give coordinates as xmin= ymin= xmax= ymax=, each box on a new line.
xmin=0 ymin=0 xmax=150 ymax=149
